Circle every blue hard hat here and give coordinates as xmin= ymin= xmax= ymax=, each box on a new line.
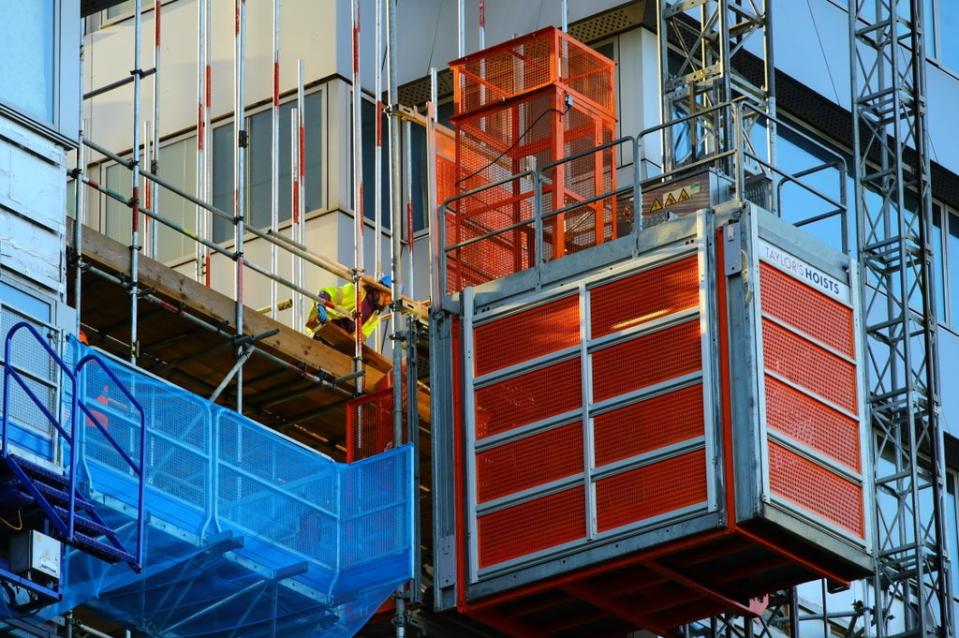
xmin=379 ymin=275 xmax=392 ymax=287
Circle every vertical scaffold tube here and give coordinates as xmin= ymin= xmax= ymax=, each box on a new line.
xmin=130 ymin=0 xmax=143 ymax=365
xmin=150 ymin=0 xmax=161 ymax=259
xmin=478 ymin=0 xmax=485 ymax=49
xmin=291 ymin=106 xmax=300 ymax=325
xmin=270 ymin=0 xmax=280 ymax=320
xmin=234 ymin=0 xmax=247 ymax=412
xmin=74 ymin=41 xmax=85 ymax=335
xmin=351 ymin=0 xmax=365 ymax=393
xmin=387 ymin=1 xmax=408 ymax=628
xmin=457 ymin=0 xmax=465 ymax=57
xmin=403 ymin=119 xmax=413 ymax=298
xmin=374 ymin=0 xmax=383 ymax=350
xmin=196 ymin=0 xmax=211 ymax=285
xmin=294 ymin=60 xmax=306 ymax=330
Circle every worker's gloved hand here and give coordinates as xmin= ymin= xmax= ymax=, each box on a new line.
xmin=316 ymin=305 xmax=329 ymax=324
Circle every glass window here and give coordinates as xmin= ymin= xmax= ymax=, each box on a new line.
xmin=106 ymin=1 xmax=134 ymax=19
xmin=104 ymin=162 xmax=133 ymax=244
xmin=360 ymin=98 xmax=392 ymax=228
xmin=0 ymin=0 xmax=55 ymax=124
xmin=925 ymin=0 xmax=937 ymax=59
xmin=211 ymin=124 xmax=234 ymax=243
xmin=941 ymin=1 xmax=959 ymax=71
xmin=933 ymin=204 xmax=946 ymax=323
xmin=155 ymin=137 xmax=197 ymax=263
xmin=248 ymin=92 xmax=323 ymax=231
xmin=213 ymin=91 xmax=323 ymax=244
xmin=948 ymin=213 xmax=959 ymax=325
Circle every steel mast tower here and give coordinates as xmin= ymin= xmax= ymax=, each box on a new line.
xmin=850 ymin=1 xmax=952 ymax=636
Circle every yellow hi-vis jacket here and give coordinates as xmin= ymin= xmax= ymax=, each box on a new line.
xmin=307 ymin=282 xmax=383 ymax=340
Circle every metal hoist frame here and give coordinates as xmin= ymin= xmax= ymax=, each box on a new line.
xmin=656 ymin=0 xmax=776 ymax=183
xmin=850 ymin=1 xmax=952 ymax=636
xmin=655 ymin=3 xmax=809 ymax=637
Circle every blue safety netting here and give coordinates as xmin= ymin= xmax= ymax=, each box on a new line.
xmin=39 ymin=339 xmax=414 ymax=637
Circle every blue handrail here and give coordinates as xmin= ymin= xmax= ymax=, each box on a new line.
xmin=1 ymin=321 xmax=80 ymax=540
xmin=0 ymin=323 xmax=147 ymax=571
xmin=74 ymin=353 xmax=147 ymax=568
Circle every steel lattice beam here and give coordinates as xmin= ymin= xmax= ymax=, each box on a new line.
xmin=850 ymin=1 xmax=952 ymax=637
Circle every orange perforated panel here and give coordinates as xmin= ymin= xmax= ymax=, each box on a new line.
xmin=589 ymin=255 xmax=700 ymax=339
xmin=765 ymin=375 xmax=861 ymax=472
xmin=451 ymin=27 xmax=615 ymax=117
xmin=768 ymin=442 xmax=864 ymax=538
xmin=476 ymin=422 xmax=584 ymax=503
xmin=477 ymin=486 xmax=586 ymax=567
xmin=592 ymin=320 xmax=701 ymax=403
xmin=474 ymin=357 xmax=581 ymax=440
xmin=595 ymin=449 xmax=707 ymax=532
xmin=760 ymin=263 xmax=855 ymax=357
xmin=762 ymin=320 xmax=857 ymax=414
xmin=593 ymin=383 xmax=704 ymax=467
xmin=473 ymin=295 xmax=580 ymax=376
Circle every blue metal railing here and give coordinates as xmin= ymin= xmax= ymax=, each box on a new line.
xmin=0 ymin=322 xmax=146 ymax=570
xmin=75 ymin=353 xmax=147 ymax=568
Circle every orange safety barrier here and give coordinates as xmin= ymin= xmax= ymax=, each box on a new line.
xmin=446 ymin=28 xmax=619 ymax=294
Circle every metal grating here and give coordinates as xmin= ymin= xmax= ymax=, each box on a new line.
xmin=473 ymin=294 xmax=580 ymax=376
xmin=759 ymin=263 xmax=854 ymax=357
xmin=477 ymin=486 xmax=586 ymax=568
xmin=768 ymin=442 xmax=864 ymax=538
xmin=591 ymin=320 xmax=701 ymax=403
xmin=589 ymin=255 xmax=699 ymax=339
xmin=594 ymin=449 xmax=707 ymax=533
xmin=593 ymin=383 xmax=704 ymax=468
xmin=765 ymin=375 xmax=860 ymax=472
xmin=474 ymin=357 xmax=581 ymax=439
xmin=476 ymin=422 xmax=583 ymax=503
xmin=761 ymin=319 xmax=857 ymax=414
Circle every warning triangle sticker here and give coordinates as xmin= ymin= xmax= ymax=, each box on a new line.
xmin=664 ymin=193 xmax=677 ymax=206
xmin=678 ymin=188 xmax=690 ymax=202
xmin=650 ymin=198 xmax=663 ymax=212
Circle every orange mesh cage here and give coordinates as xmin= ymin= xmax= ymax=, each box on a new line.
xmin=444 ymin=29 xmax=619 ymax=295
xmin=591 ymin=320 xmax=702 ymax=403
xmin=590 ymin=255 xmax=700 ymax=339
xmin=593 ymin=383 xmax=705 ymax=467
xmin=765 ymin=376 xmax=861 ymax=472
xmin=450 ymin=27 xmax=616 ymax=119
xmin=473 ymin=294 xmax=580 ymax=376
xmin=477 ymin=486 xmax=586 ymax=568
xmin=762 ymin=319 xmax=857 ymax=414
xmin=595 ymin=449 xmax=708 ymax=533
xmin=474 ymin=357 xmax=581 ymax=440
xmin=436 ymin=123 xmax=457 ymax=206
xmin=476 ymin=422 xmax=583 ymax=503
xmin=760 ymin=263 xmax=855 ymax=357
xmin=768 ymin=442 xmax=864 ymax=538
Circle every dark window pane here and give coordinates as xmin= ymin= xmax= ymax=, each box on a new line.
xmin=212 ymin=124 xmax=234 ymax=243
xmin=948 ymin=213 xmax=959 ymax=327
xmin=305 ymin=91 xmax=323 ymax=211
xmin=933 ymin=204 xmax=945 ymax=323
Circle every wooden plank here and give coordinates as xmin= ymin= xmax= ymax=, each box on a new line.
xmin=71 ymin=222 xmax=431 ymax=421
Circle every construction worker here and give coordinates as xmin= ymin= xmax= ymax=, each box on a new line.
xmin=306 ymin=276 xmax=393 ymax=340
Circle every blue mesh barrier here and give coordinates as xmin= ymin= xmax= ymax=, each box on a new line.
xmin=42 ymin=339 xmax=414 ymax=637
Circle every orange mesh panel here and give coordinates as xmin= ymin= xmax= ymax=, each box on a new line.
xmin=765 ymin=375 xmax=861 ymax=472
xmin=451 ymin=27 xmax=615 ymax=117
xmin=589 ymin=256 xmax=700 ymax=339
xmin=593 ymin=383 xmax=705 ymax=467
xmin=768 ymin=442 xmax=864 ymax=538
xmin=476 ymin=422 xmax=583 ymax=503
xmin=473 ymin=295 xmax=580 ymax=376
xmin=474 ymin=357 xmax=581 ymax=439
xmin=595 ymin=449 xmax=707 ymax=532
xmin=436 ymin=124 xmax=457 ymax=206
xmin=762 ymin=319 xmax=858 ymax=414
xmin=477 ymin=486 xmax=586 ymax=567
xmin=760 ymin=263 xmax=855 ymax=357
xmin=591 ymin=320 xmax=701 ymax=403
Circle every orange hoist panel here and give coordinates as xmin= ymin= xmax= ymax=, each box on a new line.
xmin=434 ymin=208 xmax=874 ymax=637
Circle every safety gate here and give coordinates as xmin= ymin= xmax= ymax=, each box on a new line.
xmin=460 ymin=217 xmax=720 ymax=583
